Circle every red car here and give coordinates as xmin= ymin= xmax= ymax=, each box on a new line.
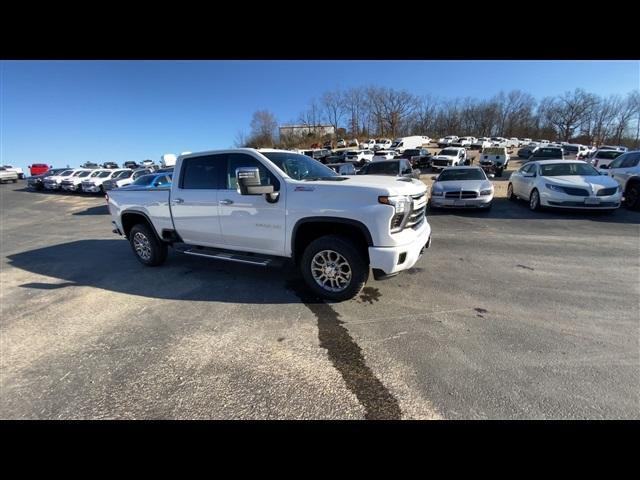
xmin=29 ymin=163 xmax=52 ymax=176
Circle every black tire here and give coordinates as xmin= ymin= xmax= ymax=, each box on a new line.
xmin=12 ymin=179 xmax=18 ymax=183
xmin=300 ymin=234 xmax=368 ymax=302
xmin=624 ymin=183 xmax=640 ymax=210
xmin=529 ymin=188 xmax=541 ymax=211
xmin=427 ymin=199 xmax=439 ymax=210
xmin=129 ymin=223 xmax=168 ymax=267
xmin=507 ymin=183 xmax=516 ymax=201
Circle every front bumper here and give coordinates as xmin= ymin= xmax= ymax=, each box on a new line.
xmin=540 ymin=190 xmax=621 ymax=209
xmin=82 ymin=184 xmax=101 ymax=193
xmin=61 ymin=183 xmax=80 ymax=191
xmin=368 ymin=220 xmax=431 ymax=276
xmin=43 ymin=183 xmax=60 ymax=190
xmin=431 ymin=194 xmax=493 ymax=208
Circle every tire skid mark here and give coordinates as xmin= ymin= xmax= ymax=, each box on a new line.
xmin=285 ymin=279 xmax=402 ymax=420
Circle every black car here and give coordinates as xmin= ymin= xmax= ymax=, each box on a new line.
xmin=356 ymin=159 xmax=420 ymax=179
xmin=325 ymin=162 xmax=357 ymax=175
xmin=26 ymin=168 xmax=69 ymax=190
xmin=123 ymin=161 xmax=139 ymax=169
xmin=527 ymin=147 xmax=564 ymax=161
xmin=518 ymin=145 xmax=537 ymax=159
xmin=80 ymin=162 xmax=100 ymax=169
xmin=397 ymin=148 xmax=432 ymax=168
xmin=102 ymin=162 xmax=119 ymax=169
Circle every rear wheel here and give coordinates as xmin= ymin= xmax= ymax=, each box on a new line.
xmin=129 ymin=223 xmax=167 ymax=266
xmin=300 ymin=235 xmax=367 ymax=302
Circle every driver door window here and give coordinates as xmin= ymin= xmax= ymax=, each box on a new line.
xmin=226 ymin=154 xmax=279 ymax=191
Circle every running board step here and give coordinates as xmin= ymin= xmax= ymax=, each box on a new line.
xmin=178 ymin=246 xmax=277 ymax=267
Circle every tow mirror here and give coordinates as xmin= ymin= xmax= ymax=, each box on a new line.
xmin=236 ymin=167 xmax=275 ymax=195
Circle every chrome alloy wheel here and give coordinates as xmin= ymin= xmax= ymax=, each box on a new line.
xmin=133 ymin=232 xmax=152 ymax=261
xmin=311 ymin=250 xmax=352 ymax=292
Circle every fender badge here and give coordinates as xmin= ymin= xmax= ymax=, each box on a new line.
xmin=295 ymin=186 xmax=315 ymax=191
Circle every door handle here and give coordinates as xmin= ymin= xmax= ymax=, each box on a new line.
xmin=173 ymin=198 xmax=184 ymax=204
xmin=219 ymin=199 xmax=234 ymax=205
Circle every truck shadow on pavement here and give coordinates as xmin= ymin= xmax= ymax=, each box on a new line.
xmin=7 ymin=239 xmax=404 ymax=419
xmin=8 ymin=239 xmax=304 ymax=304
xmin=72 ymin=205 xmax=109 ymax=215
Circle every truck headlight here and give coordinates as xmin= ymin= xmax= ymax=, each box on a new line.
xmin=378 ymin=195 xmax=412 ymax=214
xmin=480 ymin=189 xmax=493 ymax=196
xmin=379 ymin=195 xmax=413 ymax=233
xmin=431 ymin=189 xmax=443 ymax=197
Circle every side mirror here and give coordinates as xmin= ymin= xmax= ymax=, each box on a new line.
xmin=431 ymin=176 xmax=438 ymax=181
xmin=236 ymin=167 xmax=274 ymax=195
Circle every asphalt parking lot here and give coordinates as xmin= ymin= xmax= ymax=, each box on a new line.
xmin=1 ymin=179 xmax=639 ymax=419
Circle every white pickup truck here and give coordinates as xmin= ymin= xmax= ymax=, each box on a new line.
xmin=107 ymin=148 xmax=431 ymax=301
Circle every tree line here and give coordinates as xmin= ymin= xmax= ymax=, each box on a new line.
xmin=237 ymin=86 xmax=640 ymax=149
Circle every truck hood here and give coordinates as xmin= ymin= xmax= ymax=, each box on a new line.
xmin=295 ymin=175 xmax=427 ymax=196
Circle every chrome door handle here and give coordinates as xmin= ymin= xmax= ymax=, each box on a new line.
xmin=173 ymin=198 xmax=184 ymax=204
xmin=219 ymin=199 xmax=234 ymax=205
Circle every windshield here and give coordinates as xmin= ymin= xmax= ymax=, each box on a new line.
xmin=483 ymin=148 xmax=506 ymax=155
xmin=58 ymin=170 xmax=73 ymax=177
xmin=596 ymin=150 xmax=622 ymax=160
xmin=78 ymin=171 xmax=92 ymax=177
xmin=540 ymin=163 xmax=600 ymax=176
xmin=438 ymin=169 xmax=486 ymax=181
xmin=439 ymin=149 xmax=458 ymax=156
xmin=261 ymin=152 xmax=338 ymax=181
xmin=360 ymin=161 xmax=398 ymax=175
xmin=98 ymin=171 xmax=111 ymax=178
xmin=403 ymin=149 xmax=421 ymax=156
xmin=117 ymin=171 xmax=133 ymax=179
xmin=89 ymin=171 xmax=102 ymax=177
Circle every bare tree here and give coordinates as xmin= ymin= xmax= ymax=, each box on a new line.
xmin=321 ymin=90 xmax=344 ymax=138
xmin=541 ymin=89 xmax=599 ymax=141
xmin=234 ymin=130 xmax=248 ymax=147
xmin=248 ymin=109 xmax=278 ymax=147
xmin=379 ymin=88 xmax=419 ymax=138
xmin=343 ymin=87 xmax=365 ymax=137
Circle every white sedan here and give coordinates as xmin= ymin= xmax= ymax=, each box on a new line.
xmin=507 ymin=160 xmax=622 ymax=212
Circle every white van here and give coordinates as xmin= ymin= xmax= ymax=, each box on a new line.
xmin=160 ymin=153 xmax=177 ymax=168
xmin=390 ymin=136 xmax=427 ymax=153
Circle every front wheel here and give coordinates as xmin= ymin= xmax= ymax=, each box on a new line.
xmin=624 ymin=183 xmax=640 ymax=210
xmin=129 ymin=223 xmax=168 ymax=266
xmin=529 ymin=189 xmax=541 ymax=211
xmin=300 ymin=235 xmax=368 ymax=302
xmin=507 ymin=183 xmax=516 ymax=201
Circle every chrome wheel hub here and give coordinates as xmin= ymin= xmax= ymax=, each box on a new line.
xmin=133 ymin=232 xmax=152 ymax=261
xmin=311 ymin=250 xmax=352 ymax=292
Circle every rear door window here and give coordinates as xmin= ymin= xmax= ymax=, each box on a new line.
xmin=180 ymin=155 xmax=225 ymax=189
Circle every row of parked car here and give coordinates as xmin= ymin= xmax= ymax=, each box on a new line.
xmin=26 ymin=166 xmax=174 ymax=193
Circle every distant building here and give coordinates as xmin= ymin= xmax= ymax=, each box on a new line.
xmin=279 ymin=124 xmax=335 ymax=138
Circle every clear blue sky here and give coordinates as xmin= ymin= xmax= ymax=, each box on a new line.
xmin=2 ymin=60 xmax=638 ymax=172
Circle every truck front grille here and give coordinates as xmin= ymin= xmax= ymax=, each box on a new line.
xmin=445 ymin=191 xmax=478 ymax=199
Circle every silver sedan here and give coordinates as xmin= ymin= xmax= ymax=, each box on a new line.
xmin=429 ymin=166 xmax=494 ymax=210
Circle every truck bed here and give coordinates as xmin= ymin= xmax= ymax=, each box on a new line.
xmin=107 ymin=188 xmax=173 ymax=237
